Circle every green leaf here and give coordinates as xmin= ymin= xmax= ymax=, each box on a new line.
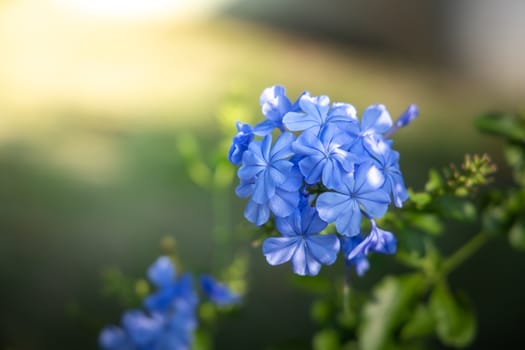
xmin=475 ymin=112 xmax=525 ymax=143
xmin=408 ymin=190 xmax=431 ymax=208
xmin=409 ymin=213 xmax=444 ymax=236
xmin=425 ymin=169 xmax=443 ymax=193
xmin=505 ymin=144 xmax=525 ymax=185
xmin=430 ymin=284 xmax=477 ymax=348
xmin=400 ymin=304 xmax=436 ymax=340
xmin=439 ymin=196 xmax=477 ymax=222
xmin=509 ymin=217 xmax=525 ymax=251
xmin=313 ymin=329 xmax=340 ymax=350
xmin=358 ymin=274 xmax=426 ymax=350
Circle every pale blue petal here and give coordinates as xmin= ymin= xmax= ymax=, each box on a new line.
xmin=270 ymin=189 xmax=300 ymax=219
xmin=390 ymin=173 xmax=409 ymax=208
xmin=361 ymin=104 xmax=392 ymax=134
xmin=328 ymin=102 xmax=357 ymax=121
xmin=252 ymin=171 xmax=275 ymax=204
xmin=275 ymin=212 xmax=298 ymax=236
xmin=270 ymin=160 xmax=293 ymax=185
xmin=302 ymin=206 xmax=328 ymax=234
xmin=299 ymin=156 xmax=325 ymax=184
xmin=244 ymin=200 xmax=270 ymax=226
xmin=300 ymin=94 xmax=330 ymax=122
xmin=357 ymin=190 xmax=390 ymax=218
xmin=316 ymin=192 xmax=352 ymax=223
xmin=283 ymin=111 xmax=319 ymax=132
xmin=262 ymin=236 xmax=300 ymax=265
xmin=291 ymin=240 xmax=322 ymax=276
xmin=271 ymin=132 xmax=295 ymax=160
xmin=335 ymin=200 xmax=362 ymax=236
xmin=355 ymin=162 xmax=385 ymax=193
xmin=306 ymin=234 xmax=340 ymax=265
xmin=259 ymin=85 xmax=286 ymax=106
xmin=369 ymin=226 xmax=397 ymax=255
xmin=253 ymin=119 xmax=279 ymax=136
xmin=279 ymin=166 xmax=303 ymax=191
xmin=235 ymin=180 xmax=254 ymax=198
xmin=293 ymin=130 xmax=324 ymax=156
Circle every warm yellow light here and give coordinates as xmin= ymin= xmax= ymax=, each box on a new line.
xmin=52 ymin=0 xmax=196 ymax=21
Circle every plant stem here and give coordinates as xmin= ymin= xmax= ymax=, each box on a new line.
xmin=442 ymin=232 xmax=490 ymax=275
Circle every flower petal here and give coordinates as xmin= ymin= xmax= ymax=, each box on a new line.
xmin=316 ymin=192 xmax=352 ymax=223
xmin=244 ymin=200 xmax=270 ymax=226
xmin=262 ymin=236 xmax=301 ymax=265
xmin=361 ymin=104 xmax=392 ymax=134
xmin=306 ymin=234 xmax=340 ymax=265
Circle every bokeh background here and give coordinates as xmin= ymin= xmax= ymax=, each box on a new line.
xmin=1 ymin=0 xmax=524 ymax=349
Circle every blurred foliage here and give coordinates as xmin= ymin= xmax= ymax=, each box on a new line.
xmin=295 ymin=112 xmax=525 ymax=350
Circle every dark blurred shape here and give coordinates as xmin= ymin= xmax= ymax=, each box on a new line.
xmin=223 ymin=0 xmax=447 ymax=62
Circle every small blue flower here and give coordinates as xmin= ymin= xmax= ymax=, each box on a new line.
xmin=228 ymin=122 xmax=254 ymax=165
xmin=200 ymin=275 xmax=241 ymax=306
xmin=316 ymin=162 xmax=390 ymax=236
xmin=262 ymin=206 xmax=340 ymax=276
xmin=144 ymin=257 xmax=198 ymax=314
xmin=364 ymin=134 xmax=409 ymax=207
xmin=293 ymin=125 xmax=358 ymax=189
xmin=348 ymin=104 xmax=393 ymax=154
xmin=359 ymin=104 xmax=393 ymax=136
xmin=147 ymin=256 xmax=176 ymax=289
xmin=283 ymin=94 xmax=359 ymax=135
xmin=238 ymin=166 xmax=302 ymax=225
xmin=253 ymin=85 xmax=293 ymax=135
xmin=238 ymin=132 xmax=295 ymax=204
xmin=346 ymin=220 xmax=397 ymax=261
xmin=340 ymin=235 xmax=370 ymax=277
xmin=384 ymin=104 xmax=419 ymax=138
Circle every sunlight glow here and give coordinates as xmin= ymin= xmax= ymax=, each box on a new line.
xmin=53 ymin=0 xmax=199 ymax=21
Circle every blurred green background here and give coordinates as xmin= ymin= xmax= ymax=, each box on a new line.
xmin=0 ymin=0 xmax=524 ymax=349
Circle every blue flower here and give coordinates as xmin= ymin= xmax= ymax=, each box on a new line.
xmin=145 ymin=273 xmax=198 ymax=314
xmin=316 ymin=162 xmax=390 ymax=236
xmin=346 ymin=220 xmax=397 ymax=260
xmin=364 ymin=134 xmax=409 ymax=207
xmin=340 ymin=235 xmax=370 ymax=277
xmin=237 ymin=132 xmax=295 ymax=205
xmin=262 ymin=206 xmax=340 ymax=276
xmin=200 ymin=275 xmax=241 ymax=306
xmin=384 ymin=104 xmax=419 ymax=138
xmin=253 ymin=85 xmax=293 ymax=135
xmin=122 ymin=311 xmax=164 ymax=347
xmin=238 ymin=165 xmax=302 ymax=225
xmin=154 ymin=309 xmax=197 ymax=350
xmin=100 ymin=256 xmax=241 ymax=350
xmin=359 ymin=104 xmax=393 ymax=136
xmin=348 ymin=104 xmax=393 ymax=154
xmin=293 ymin=125 xmax=358 ymax=189
xmin=228 ymin=122 xmax=254 ymax=165
xmin=147 ymin=256 xmax=177 ymax=288
xmin=283 ymin=94 xmax=359 ymax=135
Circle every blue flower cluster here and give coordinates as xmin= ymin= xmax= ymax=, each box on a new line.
xmin=99 ymin=256 xmax=240 ymax=350
xmin=229 ymin=86 xmax=418 ymax=276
